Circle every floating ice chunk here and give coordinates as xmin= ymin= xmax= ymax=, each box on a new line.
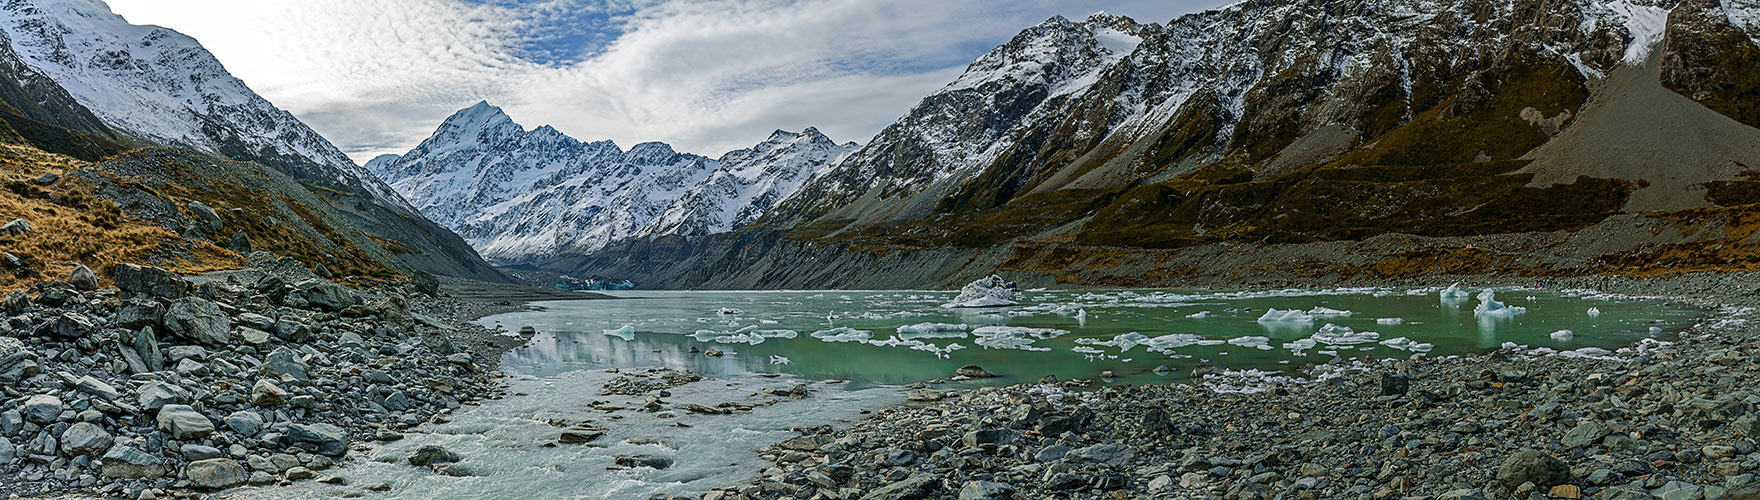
xmin=602 ymin=324 xmax=635 ymax=340
xmin=1473 ymin=290 xmax=1526 ymax=317
xmin=693 ymin=327 xmax=797 ymax=345
xmin=1186 ymin=311 xmax=1213 ymax=319
xmin=1379 ymin=337 xmax=1414 ymax=350
xmin=1310 ymin=324 xmax=1380 ymax=345
xmin=1075 ymin=308 xmax=1087 ymax=326
xmin=1071 ymin=346 xmax=1106 ymax=358
xmin=1132 ymin=333 xmax=1224 ymax=355
xmin=1408 ymin=342 xmax=1433 ymax=353
xmin=810 ymin=327 xmax=872 ymax=343
xmin=1586 ymin=307 xmax=1600 ymax=318
xmin=1550 ymin=329 xmax=1574 ymax=341
xmin=1076 ymin=332 xmax=1150 ymax=352
xmin=715 ymin=307 xmax=743 ymax=315
xmin=769 ymin=355 xmax=791 ymax=365
xmin=896 ymin=322 xmax=969 ymax=339
xmin=1376 ymin=318 xmax=1404 ymax=325
xmin=1308 ymin=307 xmax=1353 ymax=318
xmin=760 ymin=319 xmax=779 ymax=324
xmin=942 ymin=275 xmax=1018 ymax=308
xmin=1257 ymin=308 xmax=1315 ymax=323
xmin=971 ymin=326 xmax=1068 ymax=339
xmin=1227 ymin=336 xmax=1274 ymax=350
xmin=1282 ymin=338 xmax=1318 ymax=355
xmin=1440 ymin=282 xmax=1471 ymax=299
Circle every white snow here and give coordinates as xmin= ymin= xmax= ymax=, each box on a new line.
xmin=942 ymin=275 xmax=1018 ymax=308
xmin=1604 ymin=1 xmax=1671 ymax=65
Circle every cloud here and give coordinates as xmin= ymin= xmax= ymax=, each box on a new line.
xmin=106 ymin=0 xmax=1226 ymax=164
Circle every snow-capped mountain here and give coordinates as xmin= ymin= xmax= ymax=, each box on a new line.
xmin=368 ymin=102 xmax=856 ymax=263
xmin=0 ymin=0 xmax=402 ymax=204
xmin=764 ymin=1 xmax=1760 ymax=228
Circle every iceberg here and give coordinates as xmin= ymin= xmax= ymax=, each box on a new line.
xmin=1282 ymin=338 xmax=1317 ymax=355
xmin=1586 ymin=307 xmax=1601 ymax=318
xmin=1550 ymin=329 xmax=1574 ymax=341
xmin=1075 ymin=332 xmax=1150 ymax=352
xmin=1439 ymin=282 xmax=1471 ymax=299
xmin=769 ymin=355 xmax=792 ymax=365
xmin=810 ymin=327 xmax=872 ymax=343
xmin=602 ymin=324 xmax=636 ymax=340
xmin=1472 ymin=289 xmax=1527 ymax=317
xmin=1376 ymin=318 xmax=1404 ymax=325
xmin=1256 ymin=308 xmax=1315 ymax=323
xmin=1186 ymin=311 xmax=1213 ymax=319
xmin=895 ymin=322 xmax=970 ymax=339
xmin=692 ymin=327 xmax=798 ymax=345
xmin=1307 ymin=307 xmax=1353 ymax=318
xmin=942 ymin=275 xmax=1018 ymax=308
xmin=1310 ymin=324 xmax=1380 ymax=345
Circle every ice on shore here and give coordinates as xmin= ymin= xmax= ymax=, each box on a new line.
xmin=1310 ymin=324 xmax=1380 ymax=345
xmin=942 ymin=275 xmax=1018 ymax=308
xmin=896 ymin=322 xmax=970 ymax=339
xmin=1257 ymin=308 xmax=1315 ymax=323
xmin=1308 ymin=307 xmax=1353 ymax=318
xmin=602 ymin=324 xmax=636 ymax=340
xmin=810 ymin=327 xmax=872 ymax=343
xmin=1550 ymin=329 xmax=1574 ymax=341
xmin=1377 ymin=318 xmax=1404 ymax=325
xmin=1440 ymin=282 xmax=1471 ymax=299
xmin=1472 ymin=289 xmax=1527 ymax=317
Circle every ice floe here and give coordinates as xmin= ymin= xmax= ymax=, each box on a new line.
xmin=1472 ymin=289 xmax=1526 ymax=318
xmin=1310 ymin=324 xmax=1381 ymax=345
xmin=1439 ymin=282 xmax=1471 ymax=299
xmin=1587 ymin=307 xmax=1601 ymax=318
xmin=769 ymin=355 xmax=792 ymax=365
xmin=1257 ymin=308 xmax=1315 ymax=323
xmin=1376 ymin=318 xmax=1404 ymax=325
xmin=602 ymin=324 xmax=635 ymax=340
xmin=693 ymin=327 xmax=798 ymax=345
xmin=1307 ymin=307 xmax=1353 ymax=318
xmin=896 ymin=322 xmax=970 ymax=339
xmin=715 ymin=307 xmax=743 ymax=315
xmin=1550 ymin=329 xmax=1574 ymax=341
xmin=1227 ymin=336 xmax=1274 ymax=350
xmin=809 ymin=327 xmax=872 ymax=343
xmin=942 ymin=275 xmax=1018 ymax=308
xmin=1186 ymin=311 xmax=1213 ymax=319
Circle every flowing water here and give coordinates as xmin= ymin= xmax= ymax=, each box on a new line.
xmin=238 ymin=286 xmax=1707 ymax=499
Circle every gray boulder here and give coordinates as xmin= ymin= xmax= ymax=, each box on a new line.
xmin=1068 ymin=443 xmax=1135 ymax=465
xmin=187 ymin=201 xmax=223 ymax=236
xmin=162 ymin=297 xmax=232 ymax=346
xmin=1497 ymin=449 xmax=1570 ymax=490
xmin=112 ymin=264 xmax=189 ymax=299
xmin=0 ymin=437 xmax=13 ymax=465
xmin=60 ymin=422 xmax=112 ymax=456
xmin=115 ymin=300 xmax=164 ymax=329
xmin=286 ymin=422 xmax=348 ymax=457
xmin=186 ymin=458 xmax=248 ymax=489
xmin=100 ymin=445 xmax=168 ymax=479
xmin=224 ymin=411 xmax=264 ymax=436
xmin=860 ymin=474 xmax=939 ymax=500
xmin=261 ymin=347 xmax=309 ymax=381
xmin=407 ymin=445 xmax=460 ymax=466
xmin=296 ymin=279 xmax=358 ymax=311
xmin=958 ymin=481 xmax=1016 ymax=500
xmin=73 ymin=375 xmax=120 ymax=401
xmin=22 ymin=394 xmax=62 ymax=424
xmin=136 ymin=381 xmax=190 ymax=411
xmin=156 ymin=404 xmax=214 ymax=440
xmin=0 ymin=218 xmax=30 ymax=236
xmin=67 ymin=264 xmax=100 ymax=291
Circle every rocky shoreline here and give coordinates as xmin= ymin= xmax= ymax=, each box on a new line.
xmin=0 ymin=254 xmax=594 ymax=499
xmin=686 ymin=273 xmax=1760 ymax=500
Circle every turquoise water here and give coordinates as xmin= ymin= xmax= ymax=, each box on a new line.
xmin=487 ymin=286 xmax=1708 ymax=387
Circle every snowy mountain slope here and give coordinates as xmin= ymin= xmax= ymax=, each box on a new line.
xmin=369 ymin=102 xmax=857 ymax=263
xmin=0 ymin=0 xmax=403 ymax=204
xmin=761 ymin=0 xmax=1745 ymax=231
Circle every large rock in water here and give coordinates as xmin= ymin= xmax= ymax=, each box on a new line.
xmin=156 ymin=404 xmax=214 ymax=440
xmin=286 ymin=423 xmax=349 ymax=457
xmin=185 ymin=458 xmax=248 ymax=489
xmin=407 ymin=445 xmax=460 ymax=466
xmin=112 ymin=264 xmax=189 ymax=299
xmin=942 ymin=275 xmax=1017 ymax=308
xmin=162 ymin=297 xmax=232 ymax=346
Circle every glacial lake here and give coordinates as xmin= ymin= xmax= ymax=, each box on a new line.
xmin=491 ymin=286 xmax=1707 ymax=386
xmin=238 ymin=286 xmax=1708 ymax=500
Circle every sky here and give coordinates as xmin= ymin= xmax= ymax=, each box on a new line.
xmin=106 ymin=0 xmax=1228 ymax=164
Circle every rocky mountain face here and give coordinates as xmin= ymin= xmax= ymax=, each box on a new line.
xmin=369 ymin=102 xmax=855 ymax=263
xmin=552 ymin=0 xmax=1760 ymax=288
xmin=0 ymin=0 xmax=505 ymax=282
